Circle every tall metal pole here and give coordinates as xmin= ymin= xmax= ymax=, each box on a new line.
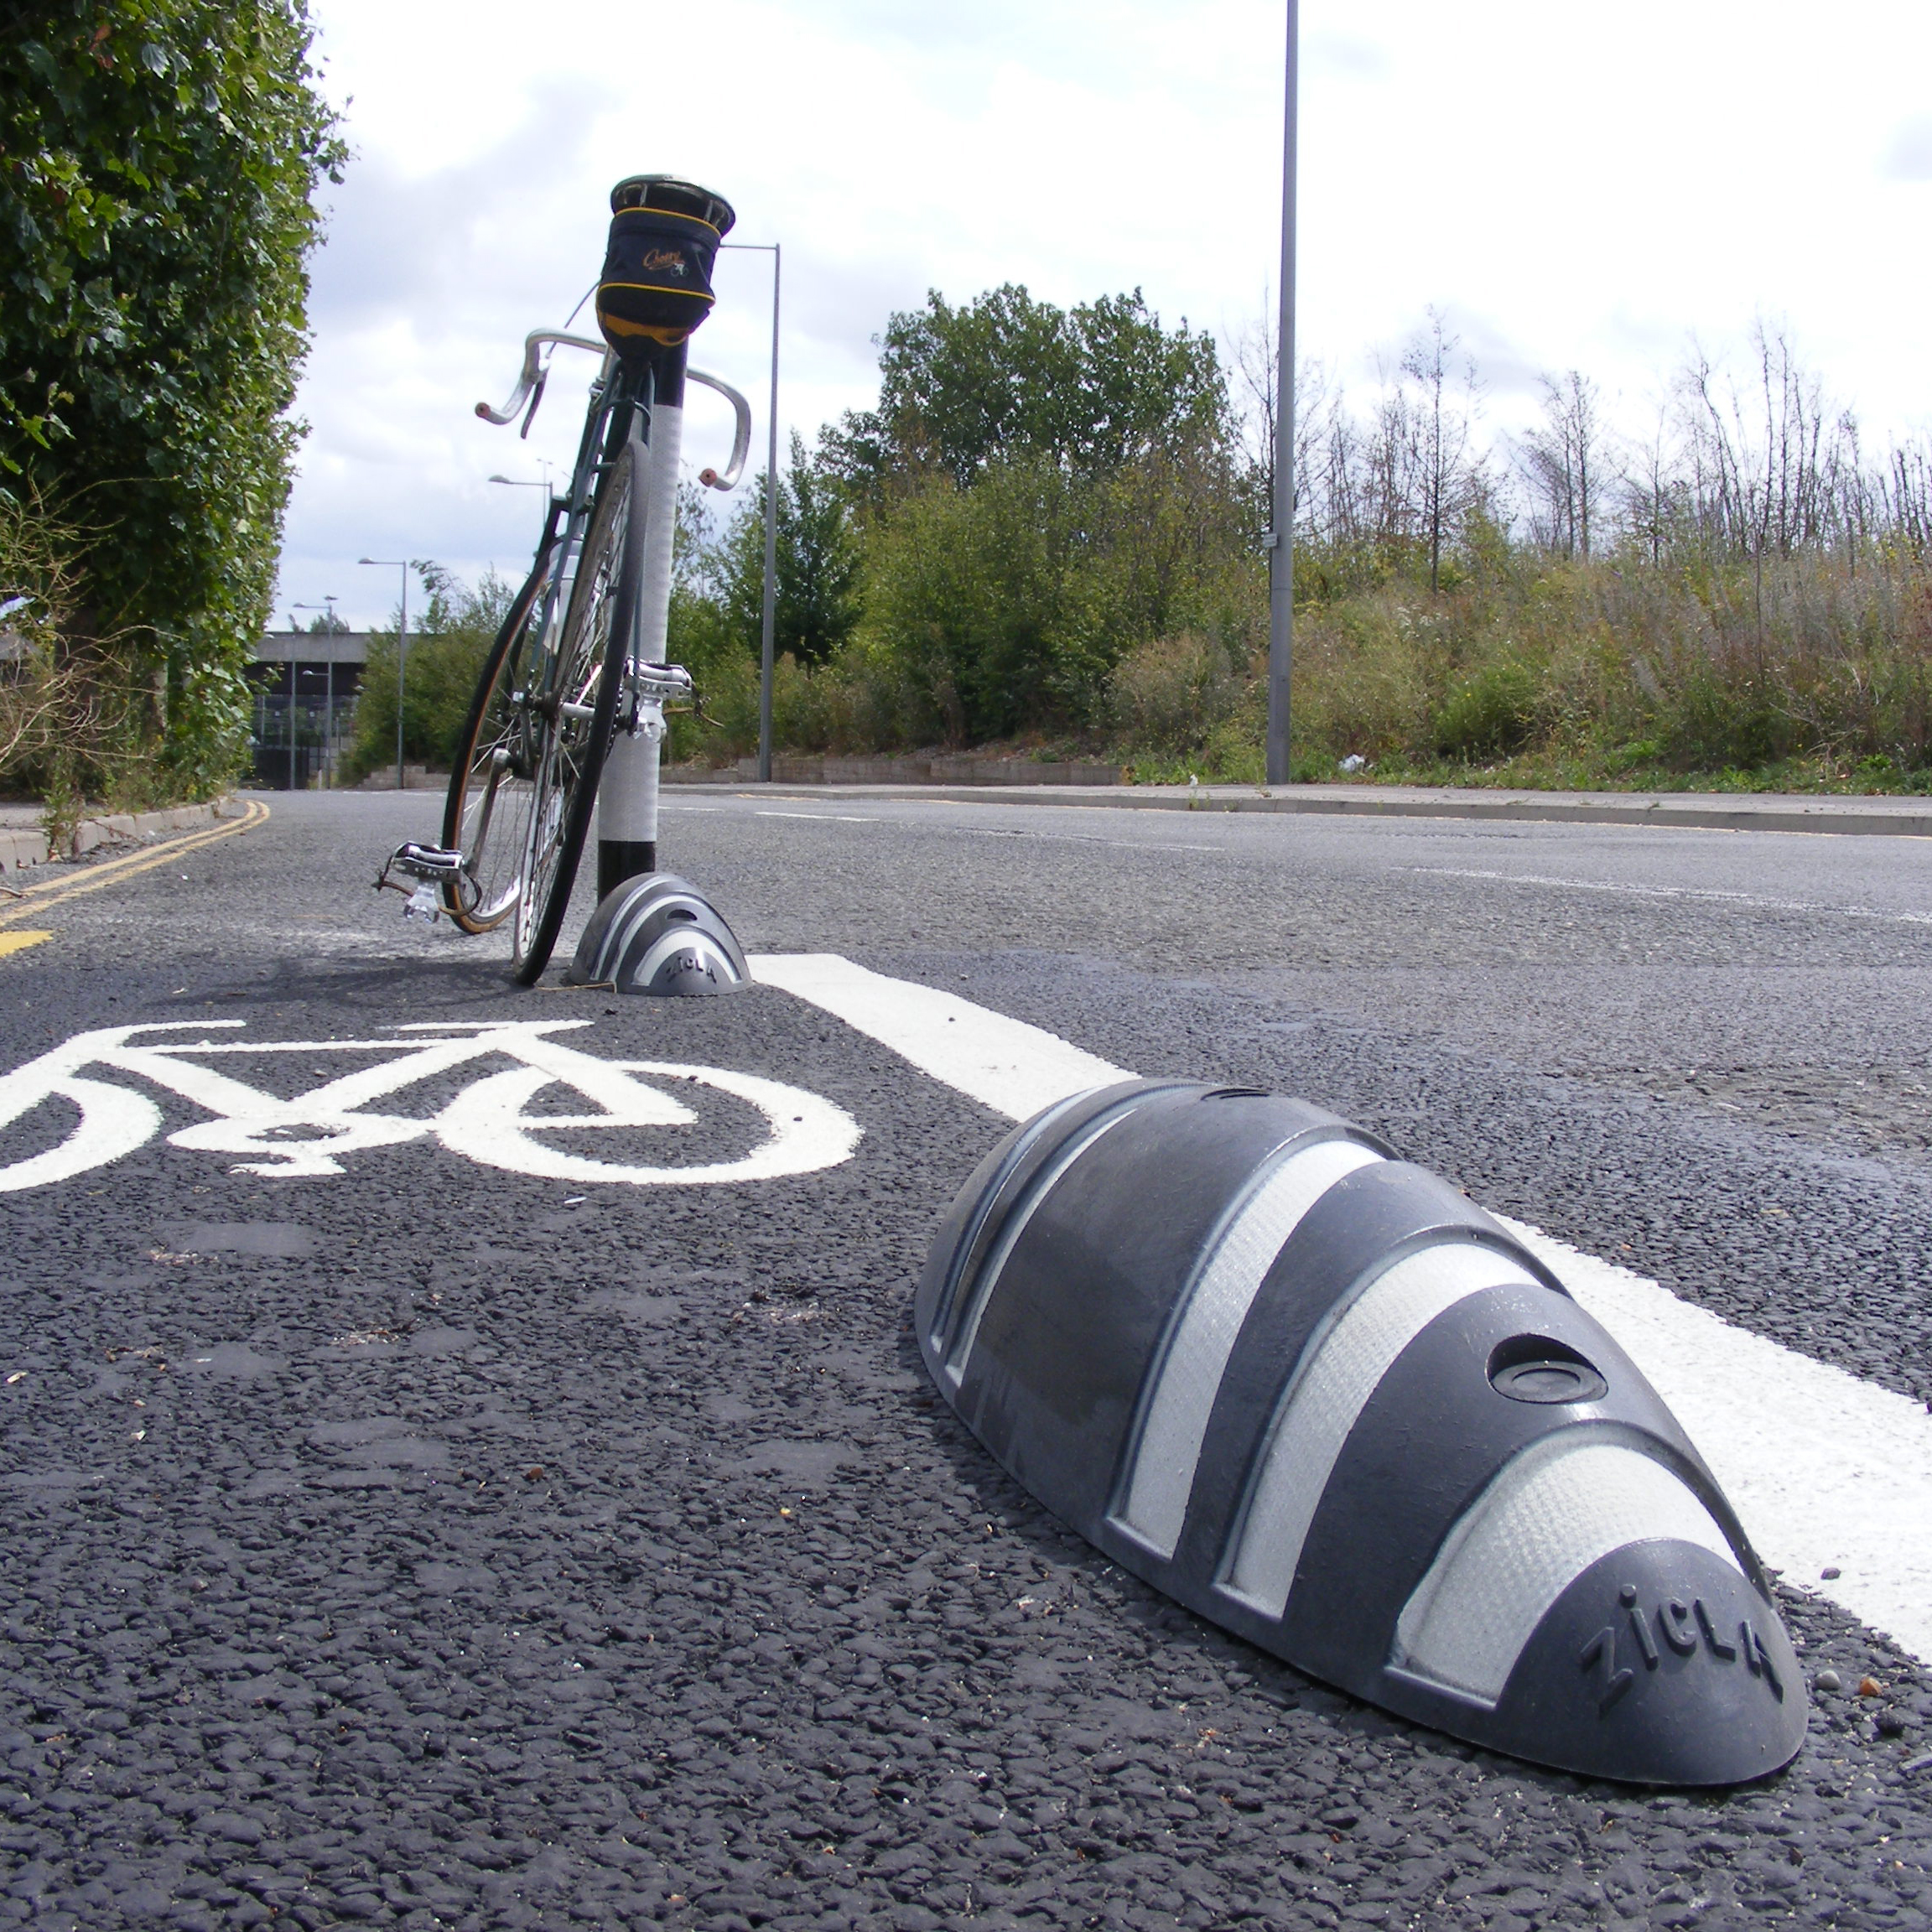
xmin=717 ymin=242 xmax=783 ymax=783
xmin=358 ymin=557 xmax=411 ymax=789
xmin=1266 ymin=0 xmax=1299 ymax=787
xmin=758 ymin=245 xmax=782 ymax=783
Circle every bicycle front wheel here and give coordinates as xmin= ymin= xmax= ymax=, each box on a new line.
xmin=441 ymin=528 xmax=556 ymax=932
xmin=511 ymin=441 xmax=639 ymax=983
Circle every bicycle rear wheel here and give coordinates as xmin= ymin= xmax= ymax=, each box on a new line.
xmin=441 ymin=527 xmax=557 ymax=932
xmin=511 ymin=440 xmax=640 ymax=983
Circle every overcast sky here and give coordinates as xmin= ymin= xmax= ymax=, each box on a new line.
xmin=278 ymin=0 xmax=1932 ymax=630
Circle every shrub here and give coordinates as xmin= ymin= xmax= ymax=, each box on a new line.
xmin=0 ymin=1 xmax=343 ymax=799
xmin=1432 ymin=657 xmax=1543 ymax=759
xmin=340 ymin=569 xmax=512 ymax=783
xmin=1106 ymin=634 xmax=1244 ymax=756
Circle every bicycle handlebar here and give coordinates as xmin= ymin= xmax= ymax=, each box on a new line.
xmin=475 ymin=335 xmax=754 ymax=492
xmin=688 ymin=369 xmax=753 ymax=491
xmin=475 ymin=331 xmax=610 ymax=426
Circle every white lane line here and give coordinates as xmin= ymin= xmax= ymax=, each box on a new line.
xmin=756 ymin=811 xmax=879 ymax=823
xmin=953 ymin=827 xmax=1224 ymax=855
xmin=750 ymin=950 xmax=1932 ymax=1660
xmin=1410 ymin=865 xmax=1932 ymax=928
xmin=749 ymin=953 xmax=1131 ymax=1124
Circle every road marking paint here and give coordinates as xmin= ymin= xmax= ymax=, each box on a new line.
xmin=755 ymin=810 xmax=878 ymax=823
xmin=0 ymin=802 xmax=271 ymax=932
xmin=748 ymin=953 xmax=1127 ymax=1121
xmin=0 ymin=932 xmax=51 ymax=958
xmin=754 ymin=953 xmax=1932 ymax=1661
xmin=1410 ymin=865 xmax=1932 ymax=928
xmin=952 ymin=826 xmax=1224 ymax=854
xmin=0 ymin=1019 xmax=860 ymax=1189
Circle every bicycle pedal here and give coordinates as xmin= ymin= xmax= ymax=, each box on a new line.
xmin=376 ymin=842 xmax=464 ymax=921
xmin=390 ymin=842 xmax=465 ymax=877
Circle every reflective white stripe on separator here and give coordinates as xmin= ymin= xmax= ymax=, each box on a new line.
xmin=1114 ymin=1135 xmax=1384 ymax=1558
xmin=595 ymin=888 xmax=707 ymax=980
xmin=632 ymin=928 xmax=740 ymax=985
xmin=750 ymin=956 xmax=1932 ymax=1662
xmin=1501 ymin=1216 xmax=1932 ymax=1665
xmin=1392 ymin=1436 xmax=1740 ymax=1705
xmin=1219 ymin=1240 xmax=1543 ymax=1619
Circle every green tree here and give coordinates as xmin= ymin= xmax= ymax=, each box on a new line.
xmin=827 ymin=284 xmax=1229 ymax=494
xmin=0 ymin=0 xmax=343 ymax=799
xmin=712 ymin=432 xmax=864 ymax=667
xmin=862 ymin=442 xmax=1258 ymax=745
xmin=343 ymin=566 xmax=513 ymax=783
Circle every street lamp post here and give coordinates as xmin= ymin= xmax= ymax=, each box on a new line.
xmin=721 ymin=241 xmax=781 ymax=783
xmin=1266 ymin=0 xmax=1299 ymax=787
xmin=358 ymin=557 xmax=412 ymax=791
xmin=290 ymin=599 xmax=340 ymax=790
xmin=490 ymin=465 xmax=555 ymax=538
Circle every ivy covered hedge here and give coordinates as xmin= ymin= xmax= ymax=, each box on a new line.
xmin=0 ymin=0 xmax=342 ymax=802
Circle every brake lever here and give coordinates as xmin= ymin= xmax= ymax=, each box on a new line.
xmin=519 ymin=368 xmax=548 ymax=439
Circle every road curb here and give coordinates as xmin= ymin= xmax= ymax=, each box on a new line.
xmin=683 ymin=780 xmax=1932 ymax=839
xmin=0 ymin=796 xmax=243 ymax=874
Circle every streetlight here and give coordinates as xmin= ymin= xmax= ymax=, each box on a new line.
xmin=490 ymin=465 xmax=555 ymax=537
xmin=358 ymin=557 xmax=413 ymax=791
xmin=291 ymin=600 xmax=342 ymax=789
xmin=721 ymin=240 xmax=781 ymax=783
xmin=1266 ymin=0 xmax=1299 ymax=787
xmin=288 ymin=595 xmax=338 ymax=630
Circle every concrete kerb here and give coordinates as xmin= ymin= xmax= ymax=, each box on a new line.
xmin=0 ymin=796 xmax=246 ymax=875
xmin=664 ymin=776 xmax=1932 ymax=839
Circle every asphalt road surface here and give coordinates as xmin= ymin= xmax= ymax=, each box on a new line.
xmin=2 ymin=787 xmax=1929 ymax=1932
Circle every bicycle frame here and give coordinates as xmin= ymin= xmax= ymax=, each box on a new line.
xmin=492 ymin=345 xmax=750 ymax=812
xmin=404 ymin=226 xmax=756 ymax=977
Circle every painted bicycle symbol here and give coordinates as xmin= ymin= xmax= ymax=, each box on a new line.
xmin=0 ymin=1021 xmax=861 ymax=1191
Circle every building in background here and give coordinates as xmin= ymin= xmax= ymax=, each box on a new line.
xmin=249 ymin=626 xmax=368 ymax=788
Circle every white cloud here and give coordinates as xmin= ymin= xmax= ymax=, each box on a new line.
xmin=1884 ymin=113 xmax=1932 ymax=179
xmin=280 ymin=0 xmax=1932 ymax=626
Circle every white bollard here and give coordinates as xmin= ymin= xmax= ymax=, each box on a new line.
xmin=597 ymin=356 xmax=685 ymax=899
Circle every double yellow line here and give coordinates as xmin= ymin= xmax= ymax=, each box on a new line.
xmin=0 ymin=799 xmax=272 ymax=955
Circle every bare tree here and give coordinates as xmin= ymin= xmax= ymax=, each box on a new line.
xmin=1519 ymin=371 xmax=1610 ymax=560
xmin=1400 ymin=309 xmax=1480 ymax=589
xmin=1230 ymin=301 xmax=1334 ymax=555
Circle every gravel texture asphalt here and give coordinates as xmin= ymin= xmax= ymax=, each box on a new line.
xmin=0 ymin=788 xmax=1929 ymax=1932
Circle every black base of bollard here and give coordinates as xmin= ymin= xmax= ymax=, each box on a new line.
xmin=597 ymin=839 xmax=657 ymax=901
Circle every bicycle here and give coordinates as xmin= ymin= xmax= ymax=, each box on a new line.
xmin=382 ymin=175 xmax=750 ymax=985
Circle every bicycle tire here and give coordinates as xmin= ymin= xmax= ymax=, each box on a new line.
xmin=511 ymin=439 xmax=641 ymax=983
xmin=440 ymin=529 xmax=556 ymax=933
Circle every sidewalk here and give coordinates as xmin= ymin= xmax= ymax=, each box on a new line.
xmin=0 ymin=797 xmax=244 ymax=874
xmin=686 ymin=778 xmax=1932 ymax=839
